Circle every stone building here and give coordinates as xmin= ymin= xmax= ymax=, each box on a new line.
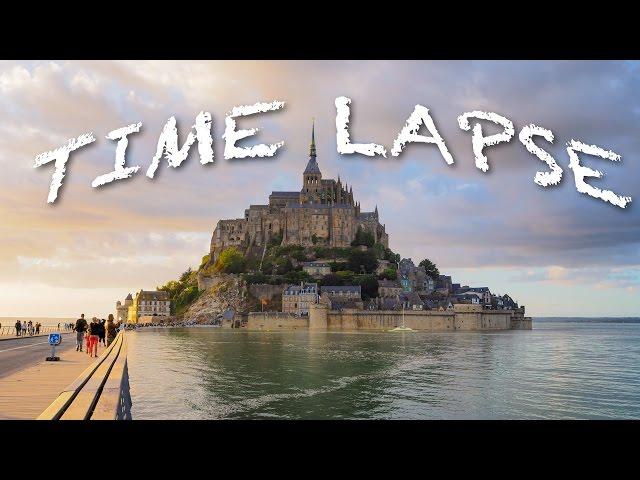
xmin=302 ymin=261 xmax=332 ymax=278
xmin=436 ymin=275 xmax=453 ymax=293
xmin=398 ymin=258 xmax=435 ymax=294
xmin=115 ymin=293 xmax=132 ymax=323
xmin=209 ymin=124 xmax=389 ymax=263
xmin=282 ymin=282 xmax=319 ymax=316
xmin=124 ymin=290 xmax=171 ymax=323
xmin=378 ymin=279 xmax=403 ymax=297
xmin=319 ymin=285 xmax=363 ymax=310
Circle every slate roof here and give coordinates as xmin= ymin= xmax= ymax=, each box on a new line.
xmin=284 ymin=283 xmax=318 ymax=295
xmin=137 ymin=290 xmax=170 ymax=301
xmin=358 ymin=212 xmax=377 ymax=221
xmin=304 ymin=158 xmax=321 ymax=175
xmin=321 ymin=285 xmax=361 ymax=295
xmin=270 ymin=191 xmax=300 ymax=198
xmin=303 ymin=262 xmax=331 ymax=267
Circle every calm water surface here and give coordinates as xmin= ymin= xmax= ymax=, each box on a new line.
xmin=127 ymin=322 xmax=640 ymax=419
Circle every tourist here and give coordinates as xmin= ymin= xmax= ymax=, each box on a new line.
xmin=106 ymin=314 xmax=121 ymax=346
xmin=22 ymin=321 xmax=27 ymax=336
xmin=98 ymin=319 xmax=106 ymax=346
xmin=36 ymin=322 xmax=41 ymax=335
xmin=74 ymin=314 xmax=88 ymax=352
xmin=85 ymin=319 xmax=93 ymax=354
xmin=87 ymin=317 xmax=100 ymax=358
xmin=15 ymin=319 xmax=21 ymax=337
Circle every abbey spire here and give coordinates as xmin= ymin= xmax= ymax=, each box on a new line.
xmin=303 ymin=120 xmax=321 ymax=176
xmin=310 ymin=120 xmax=316 ymax=158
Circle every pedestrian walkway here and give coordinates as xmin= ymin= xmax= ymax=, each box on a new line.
xmin=0 ymin=343 xmax=97 ymax=419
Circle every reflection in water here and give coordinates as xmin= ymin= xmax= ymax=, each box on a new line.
xmin=127 ymin=323 xmax=640 ymax=419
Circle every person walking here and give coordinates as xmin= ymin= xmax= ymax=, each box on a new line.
xmin=85 ymin=319 xmax=93 ymax=354
xmin=22 ymin=321 xmax=27 ymax=336
xmin=15 ymin=319 xmax=21 ymax=337
xmin=105 ymin=314 xmax=121 ymax=347
xmin=87 ymin=317 xmax=100 ymax=358
xmin=36 ymin=322 xmax=41 ymax=335
xmin=57 ymin=322 xmax=60 ymax=330
xmin=74 ymin=314 xmax=88 ymax=352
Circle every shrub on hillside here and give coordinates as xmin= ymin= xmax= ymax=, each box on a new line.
xmin=378 ymin=267 xmax=398 ymax=280
xmin=214 ymin=247 xmax=246 ymax=274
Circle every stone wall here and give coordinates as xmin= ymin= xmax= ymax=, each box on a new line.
xmin=304 ymin=303 xmax=531 ymax=331
xmin=247 ymin=312 xmax=309 ymax=330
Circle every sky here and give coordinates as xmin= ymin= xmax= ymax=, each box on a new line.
xmin=0 ymin=60 xmax=638 ymax=318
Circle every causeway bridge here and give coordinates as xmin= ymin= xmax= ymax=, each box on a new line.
xmin=37 ymin=331 xmax=132 ymax=420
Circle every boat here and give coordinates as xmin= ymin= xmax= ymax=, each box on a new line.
xmin=388 ymin=304 xmax=414 ymax=332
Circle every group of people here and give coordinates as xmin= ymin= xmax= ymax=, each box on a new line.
xmin=14 ymin=320 xmax=42 ymax=336
xmin=73 ymin=314 xmax=122 ymax=357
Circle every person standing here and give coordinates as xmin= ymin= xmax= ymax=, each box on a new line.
xmin=22 ymin=321 xmax=27 ymax=336
xmin=15 ymin=319 xmax=21 ymax=337
xmin=74 ymin=314 xmax=88 ymax=352
xmin=36 ymin=322 xmax=41 ymax=335
xmin=57 ymin=322 xmax=60 ymax=330
xmin=98 ymin=319 xmax=106 ymax=346
xmin=105 ymin=314 xmax=121 ymax=347
xmin=87 ymin=318 xmax=100 ymax=358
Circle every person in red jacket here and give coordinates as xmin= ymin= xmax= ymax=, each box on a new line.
xmin=87 ymin=317 xmax=100 ymax=358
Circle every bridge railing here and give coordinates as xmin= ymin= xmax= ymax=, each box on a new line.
xmin=0 ymin=325 xmax=73 ymax=336
xmin=37 ymin=331 xmax=132 ymax=420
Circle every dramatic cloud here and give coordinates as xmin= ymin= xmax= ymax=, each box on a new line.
xmin=0 ymin=60 xmax=638 ymax=317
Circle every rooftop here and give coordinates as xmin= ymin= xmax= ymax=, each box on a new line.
xmin=321 ymin=285 xmax=361 ymax=295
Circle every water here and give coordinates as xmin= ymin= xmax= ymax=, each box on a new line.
xmin=127 ymin=322 xmax=640 ymax=419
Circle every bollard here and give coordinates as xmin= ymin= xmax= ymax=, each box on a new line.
xmin=46 ymin=332 xmax=62 ymax=361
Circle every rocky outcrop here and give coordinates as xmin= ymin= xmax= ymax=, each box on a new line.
xmin=183 ymin=275 xmax=249 ymax=324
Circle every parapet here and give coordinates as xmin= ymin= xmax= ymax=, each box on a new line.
xmin=453 ymin=303 xmax=484 ymax=313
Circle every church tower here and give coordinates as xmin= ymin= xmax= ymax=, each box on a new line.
xmin=302 ymin=121 xmax=322 ymax=203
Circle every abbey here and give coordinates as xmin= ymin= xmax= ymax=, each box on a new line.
xmin=209 ymin=124 xmax=388 ymax=263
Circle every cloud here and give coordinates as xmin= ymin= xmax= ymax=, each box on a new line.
xmin=0 ymin=60 xmax=638 ymax=316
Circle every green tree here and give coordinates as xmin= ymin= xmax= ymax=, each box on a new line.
xmin=260 ymin=258 xmax=273 ymax=275
xmin=284 ymin=270 xmax=313 ymax=284
xmin=319 ymin=273 xmax=344 ymax=286
xmin=174 ymin=285 xmax=200 ymax=316
xmin=355 ymin=275 xmax=379 ymax=300
xmin=158 ymin=280 xmax=183 ymax=299
xmin=274 ymin=257 xmax=294 ymax=275
xmin=243 ymin=272 xmax=268 ymax=284
xmin=379 ymin=267 xmax=397 ymax=280
xmin=347 ymin=249 xmax=378 ymax=274
xmin=335 ymin=270 xmax=355 ymax=284
xmin=419 ymin=258 xmax=440 ymax=280
xmin=199 ymin=254 xmax=211 ymax=270
xmin=267 ymin=230 xmax=283 ymax=247
xmin=214 ymin=247 xmax=246 ymax=274
xmin=351 ymin=226 xmax=375 ymax=247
